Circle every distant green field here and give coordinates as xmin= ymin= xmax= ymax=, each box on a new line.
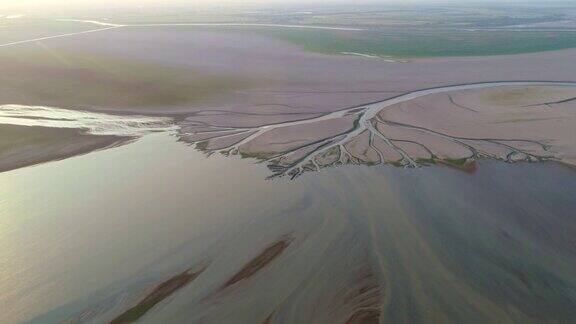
xmin=257 ymin=28 xmax=576 ymax=58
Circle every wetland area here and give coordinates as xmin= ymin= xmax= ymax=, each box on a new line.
xmin=1 ymin=3 xmax=576 ymax=323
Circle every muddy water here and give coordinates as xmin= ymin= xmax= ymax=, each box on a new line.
xmin=1 ymin=133 xmax=575 ymax=323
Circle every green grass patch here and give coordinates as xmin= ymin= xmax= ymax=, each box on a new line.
xmin=255 ymin=28 xmax=576 ymax=58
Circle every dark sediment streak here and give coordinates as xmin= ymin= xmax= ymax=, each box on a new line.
xmin=221 ymin=236 xmax=293 ymax=290
xmin=110 ymin=265 xmax=207 ymax=324
xmin=343 ymin=264 xmax=382 ymax=324
xmin=345 ymin=309 xmax=381 ymax=324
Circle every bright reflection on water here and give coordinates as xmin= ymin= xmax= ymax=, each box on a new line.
xmin=0 ymin=105 xmax=174 ymax=136
xmin=0 ymin=133 xmax=295 ymax=323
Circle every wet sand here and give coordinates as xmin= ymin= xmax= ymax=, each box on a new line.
xmin=0 ymin=104 xmax=173 ymax=174
xmin=182 ymin=83 xmax=576 ymax=178
xmin=1 ymin=26 xmax=576 ymax=116
xmin=1 ymin=25 xmax=576 ymax=176
xmin=0 ymin=124 xmax=127 ymax=173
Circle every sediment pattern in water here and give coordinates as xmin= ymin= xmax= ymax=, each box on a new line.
xmin=33 ymin=159 xmax=576 ymax=324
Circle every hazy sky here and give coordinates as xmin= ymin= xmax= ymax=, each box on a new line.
xmin=0 ymin=0 xmax=561 ymax=11
xmin=0 ymin=0 xmax=373 ymax=12
xmin=0 ymin=0 xmax=479 ymax=10
xmin=3 ymin=0 xmax=311 ymax=8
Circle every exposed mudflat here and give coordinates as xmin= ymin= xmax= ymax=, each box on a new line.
xmin=2 ymin=26 xmax=576 ymax=175
xmin=1 ymin=26 xmax=576 ymax=116
xmin=0 ymin=124 xmax=127 ymax=173
xmin=182 ymin=83 xmax=576 ymax=178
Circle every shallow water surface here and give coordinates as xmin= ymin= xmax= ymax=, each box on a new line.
xmin=1 ymin=132 xmax=575 ymax=323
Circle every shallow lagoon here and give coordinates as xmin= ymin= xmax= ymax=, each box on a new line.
xmin=1 ymin=131 xmax=574 ymax=323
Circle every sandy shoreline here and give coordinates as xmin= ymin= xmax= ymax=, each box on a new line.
xmin=0 ymin=124 xmax=130 ymax=173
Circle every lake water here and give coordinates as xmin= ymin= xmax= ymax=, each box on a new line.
xmin=1 ymin=130 xmax=575 ymax=323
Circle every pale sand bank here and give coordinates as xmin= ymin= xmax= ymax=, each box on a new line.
xmin=0 ymin=124 xmax=128 ymax=173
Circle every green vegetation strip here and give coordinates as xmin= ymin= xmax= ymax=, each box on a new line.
xmin=256 ymin=28 xmax=576 ymax=58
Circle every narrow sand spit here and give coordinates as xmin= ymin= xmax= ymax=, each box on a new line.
xmin=0 ymin=124 xmax=128 ymax=173
xmin=0 ymin=105 xmax=172 ymax=173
